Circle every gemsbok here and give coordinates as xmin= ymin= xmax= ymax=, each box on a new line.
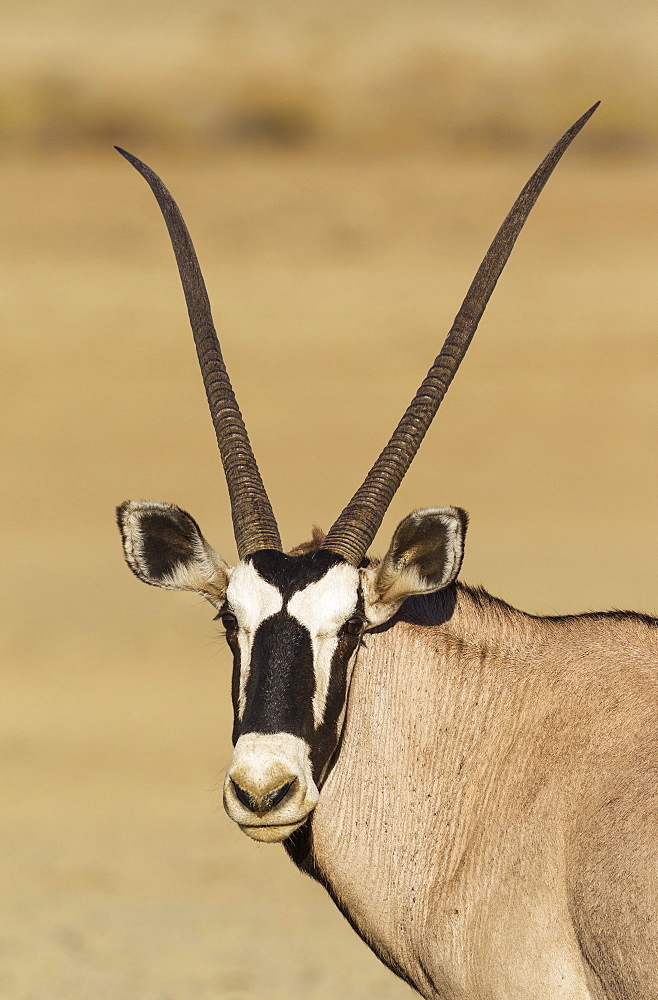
xmin=116 ymin=102 xmax=658 ymax=999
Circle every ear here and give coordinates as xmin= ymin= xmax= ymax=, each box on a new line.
xmin=364 ymin=507 xmax=468 ymax=626
xmin=117 ymin=500 xmax=231 ymax=608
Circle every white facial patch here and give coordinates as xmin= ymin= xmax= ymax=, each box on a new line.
xmin=227 ymin=561 xmax=284 ymax=717
xmin=287 ymin=562 xmax=361 ymax=727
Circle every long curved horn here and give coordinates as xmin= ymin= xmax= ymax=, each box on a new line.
xmin=117 ymin=148 xmax=282 ymax=558
xmin=322 ymin=102 xmax=599 ymax=565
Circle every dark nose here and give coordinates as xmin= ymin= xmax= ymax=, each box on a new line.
xmin=231 ymin=778 xmax=295 ymax=814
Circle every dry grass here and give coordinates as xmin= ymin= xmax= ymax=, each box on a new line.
xmin=0 ymin=0 xmax=657 ymax=154
xmin=1 ymin=1 xmax=657 ymax=996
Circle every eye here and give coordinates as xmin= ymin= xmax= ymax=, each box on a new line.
xmin=215 ymin=609 xmax=238 ymax=629
xmin=342 ymin=616 xmax=364 ymax=637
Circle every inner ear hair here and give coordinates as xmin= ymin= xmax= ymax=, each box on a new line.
xmin=117 ymin=500 xmax=230 ymax=604
xmin=375 ymin=507 xmax=468 ymax=605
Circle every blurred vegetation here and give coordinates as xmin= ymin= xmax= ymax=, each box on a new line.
xmin=0 ymin=0 xmax=656 ymax=156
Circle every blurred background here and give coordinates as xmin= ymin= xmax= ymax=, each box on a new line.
xmin=1 ymin=1 xmax=656 ymax=997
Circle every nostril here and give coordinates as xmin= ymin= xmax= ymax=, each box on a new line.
xmin=231 ymin=780 xmax=260 ymax=813
xmin=265 ymin=779 xmax=295 ymax=810
xmin=230 ymin=777 xmax=297 ymax=814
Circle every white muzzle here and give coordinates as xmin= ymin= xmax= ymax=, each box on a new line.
xmin=224 ymin=732 xmax=320 ymax=843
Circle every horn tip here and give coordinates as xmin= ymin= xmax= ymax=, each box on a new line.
xmin=115 ymin=146 xmax=150 ymax=176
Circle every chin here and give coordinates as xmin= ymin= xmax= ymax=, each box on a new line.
xmin=239 ymin=821 xmax=305 ymax=843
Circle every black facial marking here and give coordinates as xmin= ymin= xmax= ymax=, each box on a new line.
xmin=224 ymin=620 xmax=242 ymax=745
xmin=247 ymin=548 xmax=346 ymax=601
xmin=225 ymin=548 xmax=363 ymax=783
xmin=240 ymin=611 xmax=316 ymax=742
xmin=310 ymin=583 xmax=366 ymax=780
xmin=310 ymin=635 xmax=356 ymax=779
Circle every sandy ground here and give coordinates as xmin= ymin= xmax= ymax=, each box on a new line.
xmin=1 ymin=143 xmax=657 ymax=997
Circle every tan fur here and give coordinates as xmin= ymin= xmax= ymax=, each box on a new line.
xmin=287 ymin=526 xmax=326 ymax=556
xmin=305 ymin=583 xmax=658 ymax=1000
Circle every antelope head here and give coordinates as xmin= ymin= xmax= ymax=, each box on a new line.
xmin=117 ymin=105 xmax=598 ymax=843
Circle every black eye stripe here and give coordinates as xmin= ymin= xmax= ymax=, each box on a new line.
xmin=310 ymin=634 xmax=357 ymax=779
